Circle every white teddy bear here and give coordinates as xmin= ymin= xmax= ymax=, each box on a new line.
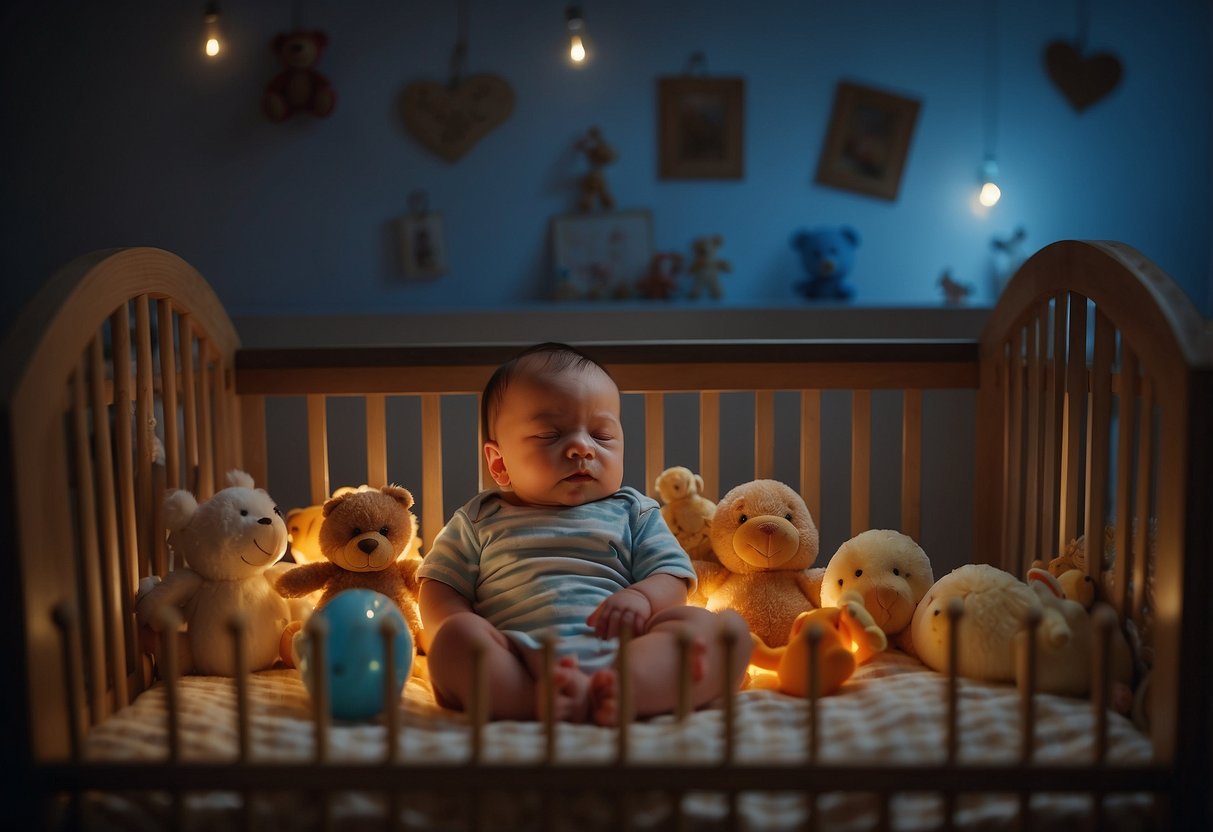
xmin=654 ymin=466 xmax=717 ymax=560
xmin=136 ymin=470 xmax=291 ymax=676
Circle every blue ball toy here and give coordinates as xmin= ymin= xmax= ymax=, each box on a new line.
xmin=297 ymin=589 xmax=413 ymax=721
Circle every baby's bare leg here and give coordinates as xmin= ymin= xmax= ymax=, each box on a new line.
xmin=426 ymin=612 xmax=541 ymax=720
xmin=590 ymin=606 xmax=750 ymax=725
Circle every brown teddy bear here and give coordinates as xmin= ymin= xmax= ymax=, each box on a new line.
xmin=690 ymin=479 xmax=819 ymax=654
xmin=574 ymin=126 xmax=617 ymax=212
xmin=654 ymin=465 xmax=716 ymax=561
xmin=263 ymin=30 xmax=336 ymax=122
xmin=276 ymin=485 xmax=422 ymax=658
xmin=688 ymin=234 xmax=732 ymax=299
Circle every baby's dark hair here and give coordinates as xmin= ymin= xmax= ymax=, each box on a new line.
xmin=480 ymin=342 xmax=612 ymax=442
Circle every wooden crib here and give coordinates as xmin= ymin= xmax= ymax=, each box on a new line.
xmin=2 ymin=241 xmax=1210 ymax=831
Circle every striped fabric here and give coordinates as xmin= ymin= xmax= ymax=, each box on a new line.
xmin=418 ymin=487 xmax=698 ymax=672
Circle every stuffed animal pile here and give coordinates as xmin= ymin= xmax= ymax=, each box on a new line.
xmin=136 ymin=470 xmax=291 ymax=676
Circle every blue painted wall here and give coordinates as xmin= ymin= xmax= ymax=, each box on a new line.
xmin=3 ymin=0 xmax=1210 ymax=339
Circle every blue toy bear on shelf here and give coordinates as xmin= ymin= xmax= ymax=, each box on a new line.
xmin=790 ymin=225 xmax=861 ymax=300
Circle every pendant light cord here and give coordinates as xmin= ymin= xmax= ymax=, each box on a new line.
xmin=982 ymin=0 xmax=999 ymax=160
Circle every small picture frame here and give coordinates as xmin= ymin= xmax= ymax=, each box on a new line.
xmin=815 ymin=81 xmax=921 ymax=201
xmin=550 ymin=210 xmax=654 ymax=300
xmin=397 ymin=212 xmax=447 ymax=279
xmin=657 ymin=77 xmax=745 ymax=180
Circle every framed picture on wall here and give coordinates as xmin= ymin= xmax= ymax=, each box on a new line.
xmin=815 ymin=81 xmax=921 ymax=201
xmin=657 ymin=77 xmax=745 ymax=179
xmin=397 ymin=212 xmax=448 ymax=279
xmin=550 ymin=210 xmax=654 ymax=300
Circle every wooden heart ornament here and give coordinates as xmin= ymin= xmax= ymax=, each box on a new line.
xmin=1044 ymin=41 xmax=1123 ymax=113
xmin=400 ymin=73 xmax=515 ymax=162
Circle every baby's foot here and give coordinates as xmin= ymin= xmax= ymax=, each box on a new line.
xmin=589 ymin=668 xmax=620 ymax=726
xmin=540 ymin=655 xmax=591 ymax=723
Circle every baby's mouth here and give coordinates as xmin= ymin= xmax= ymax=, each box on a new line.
xmin=565 ymin=471 xmax=594 ymax=482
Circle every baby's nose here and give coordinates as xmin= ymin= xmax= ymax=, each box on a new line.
xmin=566 ymin=434 xmax=595 ymax=457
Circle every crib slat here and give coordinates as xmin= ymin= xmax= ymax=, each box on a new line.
xmin=698 ymin=392 xmax=720 ymax=500
xmin=645 ymin=393 xmax=665 ymax=497
xmin=134 ymin=295 xmax=161 ymax=577
xmin=850 ymin=390 xmax=871 ymax=535
xmin=1130 ymin=374 xmax=1154 ymax=622
xmin=239 ymin=395 xmax=268 ymax=488
xmin=197 ymin=340 xmax=215 ymax=499
xmin=1059 ymin=294 xmax=1087 ymax=549
xmin=111 ymin=305 xmax=142 ymax=596
xmin=1112 ymin=345 xmax=1138 ymax=616
xmin=71 ymin=361 xmax=108 ymax=722
xmin=1005 ymin=327 xmax=1026 ymax=571
xmin=900 ymin=389 xmax=922 ymax=542
xmin=1084 ymin=309 xmax=1115 ymax=581
xmin=1040 ymin=294 xmax=1066 ymax=565
xmin=178 ymin=314 xmax=200 ymax=494
xmin=306 ymin=394 xmax=330 ymax=506
xmin=1023 ymin=311 xmax=1044 ymax=571
xmin=157 ymin=300 xmax=181 ymax=491
xmin=754 ymin=390 xmax=774 ymax=481
xmin=421 ymin=394 xmax=444 ymax=547
xmin=365 ymin=394 xmax=387 ymax=489
xmin=90 ymin=332 xmax=132 ymax=704
xmin=799 ymin=390 xmax=821 ymax=526
xmin=52 ymin=603 xmax=85 ymax=761
xmin=477 ymin=393 xmax=491 ymax=493
xmin=213 ymin=352 xmax=232 ymax=478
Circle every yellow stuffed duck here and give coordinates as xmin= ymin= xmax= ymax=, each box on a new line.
xmin=815 ymin=529 xmax=935 ymax=660
xmin=768 ymin=590 xmax=888 ymax=697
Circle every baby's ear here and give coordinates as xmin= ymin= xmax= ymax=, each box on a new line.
xmin=484 ymin=442 xmax=511 ymax=486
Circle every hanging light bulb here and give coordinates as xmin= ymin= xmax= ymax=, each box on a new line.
xmin=203 ymin=1 xmax=223 ymax=58
xmin=566 ymin=6 xmax=587 ymax=65
xmin=978 ymin=156 xmax=1002 ymax=207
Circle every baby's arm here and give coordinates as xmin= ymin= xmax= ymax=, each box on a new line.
xmin=418 ymin=578 xmax=475 ymax=654
xmin=587 ymin=573 xmax=689 ymax=639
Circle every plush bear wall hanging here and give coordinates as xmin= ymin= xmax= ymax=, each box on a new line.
xmin=264 ymin=30 xmax=336 ymax=122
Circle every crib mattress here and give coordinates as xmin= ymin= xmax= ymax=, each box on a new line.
xmin=80 ymin=651 xmax=1152 ymax=831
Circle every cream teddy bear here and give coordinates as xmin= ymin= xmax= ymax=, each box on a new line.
xmin=654 ymin=466 xmax=717 ymax=560
xmin=136 ymin=470 xmax=291 ymax=676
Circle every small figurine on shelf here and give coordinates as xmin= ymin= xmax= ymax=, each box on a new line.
xmin=574 ymin=126 xmax=618 ymax=213
xmin=688 ymin=234 xmax=732 ymax=300
xmin=263 ymin=30 xmax=337 ymax=122
xmin=938 ymin=269 xmax=974 ymax=305
xmin=790 ymin=226 xmax=859 ymax=301
xmin=636 ymin=252 xmax=684 ymax=300
xmin=989 ymin=226 xmax=1027 ymax=297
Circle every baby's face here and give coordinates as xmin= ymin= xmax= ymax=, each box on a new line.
xmin=485 ymin=362 xmax=624 ymax=507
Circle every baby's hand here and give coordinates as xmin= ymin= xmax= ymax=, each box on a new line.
xmin=587 ymin=588 xmax=652 ymax=639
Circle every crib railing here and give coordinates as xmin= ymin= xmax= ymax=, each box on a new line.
xmin=44 ymin=589 xmax=1165 ymax=832
xmin=235 ymin=341 xmax=979 ymax=555
xmin=975 ymin=239 xmax=1213 ymax=825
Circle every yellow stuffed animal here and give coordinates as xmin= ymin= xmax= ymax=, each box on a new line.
xmin=691 ymin=479 xmax=819 ymax=652
xmin=815 ymin=529 xmax=934 ymax=659
xmin=766 ymin=589 xmax=887 ymax=697
xmin=654 ymin=465 xmax=717 ymax=560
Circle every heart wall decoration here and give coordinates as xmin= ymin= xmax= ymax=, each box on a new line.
xmin=1044 ymin=40 xmax=1123 ymax=113
xmin=400 ymin=74 xmax=515 ymax=162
